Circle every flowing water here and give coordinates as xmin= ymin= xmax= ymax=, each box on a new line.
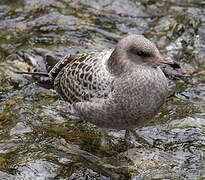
xmin=0 ymin=0 xmax=205 ymax=179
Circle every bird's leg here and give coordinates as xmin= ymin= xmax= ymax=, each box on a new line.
xmin=100 ymin=128 xmax=108 ymax=148
xmin=124 ymin=130 xmax=135 ymax=149
xmin=125 ymin=129 xmax=151 ymax=150
xmin=125 ymin=130 xmax=131 ymax=142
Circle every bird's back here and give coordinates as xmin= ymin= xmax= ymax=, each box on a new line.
xmin=48 ymin=50 xmax=114 ymax=103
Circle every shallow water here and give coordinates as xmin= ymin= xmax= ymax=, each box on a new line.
xmin=0 ymin=0 xmax=205 ymax=179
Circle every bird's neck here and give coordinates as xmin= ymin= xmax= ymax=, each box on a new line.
xmin=107 ymin=48 xmax=128 ymax=76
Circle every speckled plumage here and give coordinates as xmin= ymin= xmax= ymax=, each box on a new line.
xmin=49 ymin=50 xmax=114 ymax=102
xmin=47 ymin=35 xmax=179 ymax=130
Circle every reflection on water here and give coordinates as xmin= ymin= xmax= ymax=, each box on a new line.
xmin=0 ymin=0 xmax=205 ymax=179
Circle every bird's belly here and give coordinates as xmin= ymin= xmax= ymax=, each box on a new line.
xmin=98 ymin=69 xmax=168 ymax=130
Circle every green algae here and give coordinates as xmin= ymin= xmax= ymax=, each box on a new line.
xmin=0 ymin=0 xmax=205 ymax=179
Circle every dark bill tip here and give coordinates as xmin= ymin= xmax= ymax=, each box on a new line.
xmin=169 ymin=61 xmax=180 ymax=69
xmin=161 ymin=59 xmax=181 ymax=69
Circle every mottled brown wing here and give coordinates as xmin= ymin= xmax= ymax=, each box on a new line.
xmin=50 ymin=51 xmax=113 ymax=103
xmin=49 ymin=54 xmax=77 ymax=84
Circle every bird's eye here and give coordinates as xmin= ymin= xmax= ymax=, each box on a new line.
xmin=137 ymin=51 xmax=150 ymax=57
xmin=137 ymin=51 xmax=144 ymax=56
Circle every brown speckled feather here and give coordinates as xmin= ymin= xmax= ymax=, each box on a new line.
xmin=49 ymin=50 xmax=114 ymax=103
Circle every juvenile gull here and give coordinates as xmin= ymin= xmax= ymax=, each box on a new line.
xmin=15 ymin=35 xmax=179 ymax=137
xmin=44 ymin=35 xmax=180 ymax=131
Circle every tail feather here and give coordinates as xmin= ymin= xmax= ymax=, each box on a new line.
xmin=14 ymin=51 xmax=61 ymax=90
xmin=44 ymin=53 xmax=59 ymax=73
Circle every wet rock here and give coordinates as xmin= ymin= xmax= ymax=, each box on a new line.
xmin=0 ymin=0 xmax=205 ymax=179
